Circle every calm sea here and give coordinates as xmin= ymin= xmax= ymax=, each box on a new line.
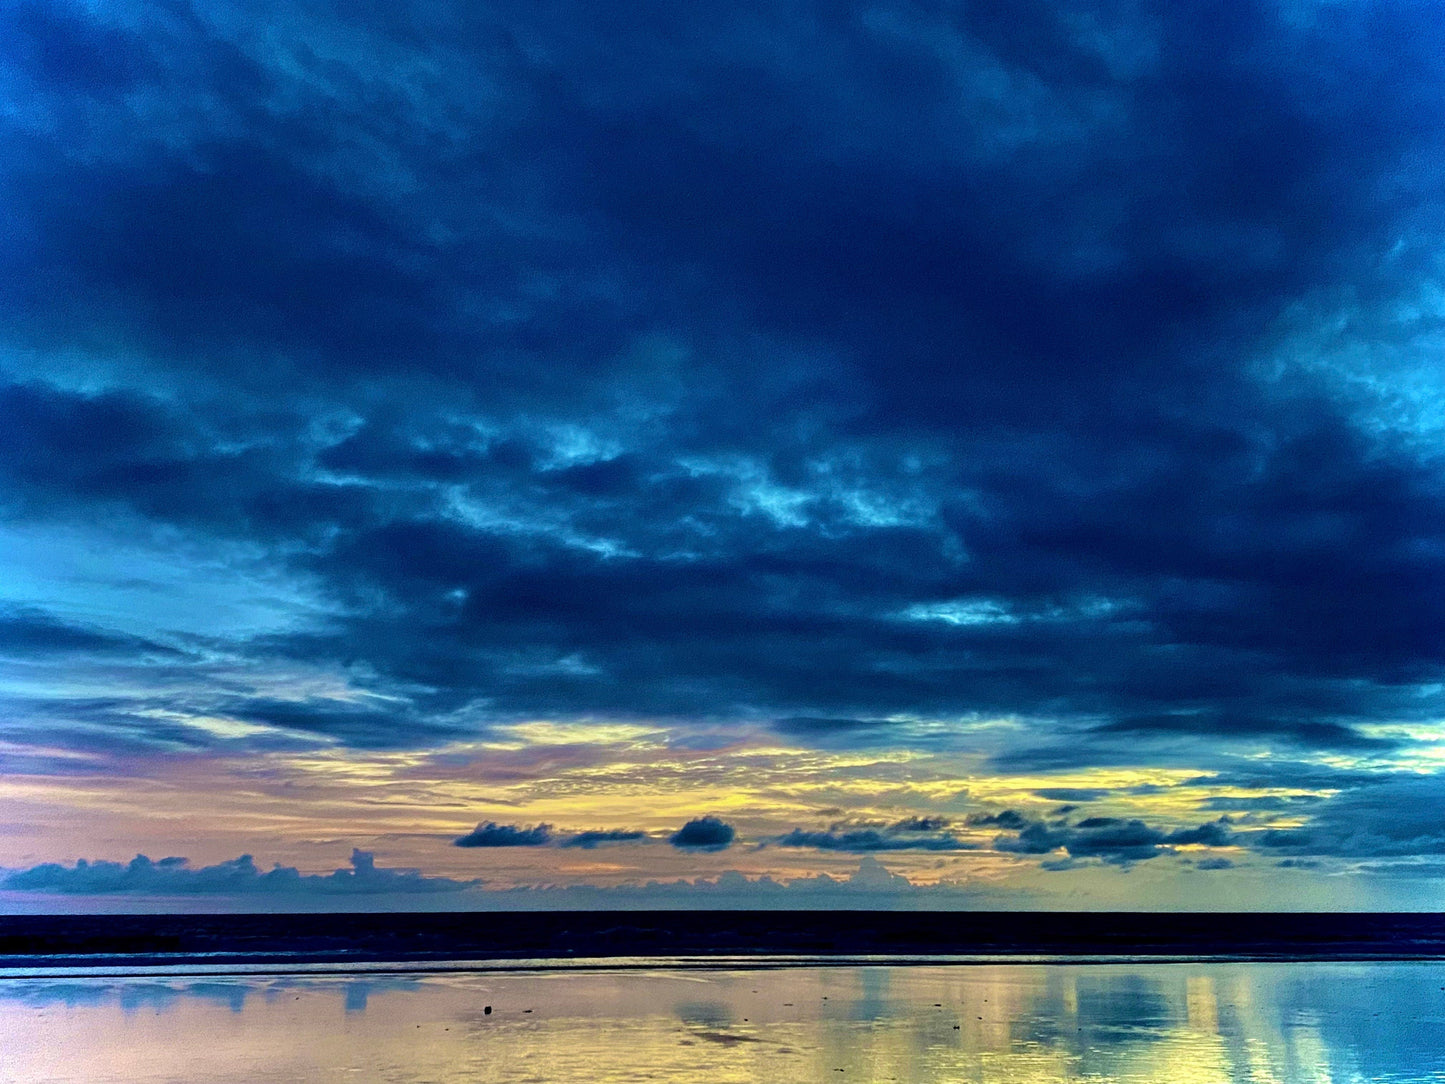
xmin=3 ymin=959 xmax=1444 ymax=1082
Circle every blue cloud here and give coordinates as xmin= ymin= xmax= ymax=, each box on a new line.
xmin=0 ymin=0 xmax=1441 ymax=854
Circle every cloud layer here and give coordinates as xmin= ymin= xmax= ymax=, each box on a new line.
xmin=2 ymin=1 xmax=1442 ymax=754
xmin=0 ymin=850 xmax=476 ymax=896
xmin=1 ymin=0 xmax=1443 ymax=896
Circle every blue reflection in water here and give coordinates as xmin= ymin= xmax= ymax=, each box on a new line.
xmin=853 ymin=961 xmax=890 ymax=1022
xmin=343 ymin=981 xmax=370 ymax=1014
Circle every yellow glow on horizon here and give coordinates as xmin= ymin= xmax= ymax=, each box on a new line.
xmin=0 ymin=711 xmax=1406 ymax=902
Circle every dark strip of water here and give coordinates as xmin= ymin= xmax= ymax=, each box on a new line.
xmin=3 ymin=911 xmax=1444 ymax=968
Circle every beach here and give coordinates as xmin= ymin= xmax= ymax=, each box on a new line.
xmin=5 ymin=958 xmax=1445 ymax=1083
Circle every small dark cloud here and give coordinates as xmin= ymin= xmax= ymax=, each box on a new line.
xmin=1168 ymin=821 xmax=1233 ymax=847
xmin=996 ymin=822 xmax=1076 ymax=856
xmin=1194 ymin=857 xmax=1235 ymax=871
xmin=561 ymin=829 xmax=647 ymax=849
xmin=453 ymin=822 xmax=553 ymax=848
xmin=669 ymin=816 xmax=735 ymax=851
xmin=1039 ymin=857 xmax=1083 ymax=872
xmin=1059 ymin=821 xmax=1170 ymax=865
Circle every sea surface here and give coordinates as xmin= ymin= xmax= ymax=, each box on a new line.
xmin=3 ymin=959 xmax=1444 ymax=1083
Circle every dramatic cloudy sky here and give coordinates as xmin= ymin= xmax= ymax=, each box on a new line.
xmin=2 ymin=0 xmax=1444 ymax=909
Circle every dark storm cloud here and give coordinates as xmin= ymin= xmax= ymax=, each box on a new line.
xmin=453 ymin=823 xmax=553 ymax=848
xmin=670 ymin=817 xmax=735 ymax=851
xmin=1 ymin=0 xmax=1444 ymax=798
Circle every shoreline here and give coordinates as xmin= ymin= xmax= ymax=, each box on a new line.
xmin=6 ymin=951 xmax=1445 ymax=980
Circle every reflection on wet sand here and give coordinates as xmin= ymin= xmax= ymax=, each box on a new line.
xmin=3 ymin=961 xmax=1444 ymax=1083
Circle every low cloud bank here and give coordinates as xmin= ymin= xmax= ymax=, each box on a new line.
xmin=4 ymin=853 xmax=1059 ymax=913
xmin=484 ymin=856 xmax=935 ymax=907
xmin=0 ymin=851 xmax=970 ymax=909
xmin=0 ymin=850 xmax=477 ymax=895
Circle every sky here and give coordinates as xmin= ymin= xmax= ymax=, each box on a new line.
xmin=1 ymin=0 xmax=1444 ymax=911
